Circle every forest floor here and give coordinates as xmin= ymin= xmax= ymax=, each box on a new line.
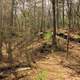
xmin=1 ymin=30 xmax=80 ymax=80
xmin=34 ymin=54 xmax=80 ymax=80
xmin=30 ymin=42 xmax=80 ymax=80
xmin=13 ymin=39 xmax=80 ymax=80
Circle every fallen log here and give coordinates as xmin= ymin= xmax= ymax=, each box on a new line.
xmin=0 ymin=63 xmax=31 ymax=79
xmin=57 ymin=33 xmax=80 ymax=43
xmin=0 ymin=63 xmax=31 ymax=73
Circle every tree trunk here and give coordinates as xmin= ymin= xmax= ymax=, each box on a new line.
xmin=0 ymin=0 xmax=3 ymax=62
xmin=66 ymin=0 xmax=72 ymax=58
xmin=51 ymin=0 xmax=57 ymax=48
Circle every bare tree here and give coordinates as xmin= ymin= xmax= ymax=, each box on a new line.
xmin=0 ymin=0 xmax=3 ymax=61
xmin=51 ymin=0 xmax=57 ymax=48
xmin=66 ymin=0 xmax=72 ymax=58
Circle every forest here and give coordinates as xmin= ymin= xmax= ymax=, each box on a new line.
xmin=0 ymin=0 xmax=80 ymax=80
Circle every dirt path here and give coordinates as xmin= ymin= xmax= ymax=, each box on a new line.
xmin=24 ymin=40 xmax=80 ymax=80
xmin=32 ymin=41 xmax=80 ymax=80
xmin=4 ymin=52 xmax=80 ymax=80
xmin=33 ymin=53 xmax=80 ymax=80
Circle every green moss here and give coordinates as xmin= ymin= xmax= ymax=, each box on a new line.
xmin=43 ymin=32 xmax=52 ymax=42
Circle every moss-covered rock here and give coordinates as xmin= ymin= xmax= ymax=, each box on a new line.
xmin=43 ymin=32 xmax=52 ymax=42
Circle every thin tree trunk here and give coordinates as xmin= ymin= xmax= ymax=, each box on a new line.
xmin=40 ymin=0 xmax=44 ymax=32
xmin=66 ymin=0 xmax=71 ymax=58
xmin=56 ymin=0 xmax=59 ymax=29
xmin=51 ymin=0 xmax=57 ymax=48
xmin=63 ymin=0 xmax=65 ymax=28
xmin=8 ymin=0 xmax=15 ymax=64
xmin=0 ymin=0 xmax=3 ymax=62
